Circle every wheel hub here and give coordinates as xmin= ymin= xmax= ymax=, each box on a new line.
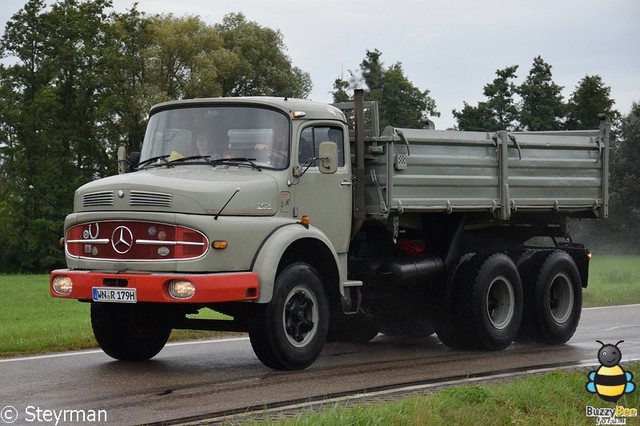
xmin=549 ymin=272 xmax=574 ymax=324
xmin=486 ymin=276 xmax=515 ymax=330
xmin=284 ymin=288 xmax=317 ymax=346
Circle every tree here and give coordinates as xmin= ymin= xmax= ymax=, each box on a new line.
xmin=332 ymin=77 xmax=351 ymax=103
xmin=484 ymin=65 xmax=519 ymax=130
xmin=360 ymin=49 xmax=384 ymax=96
xmin=611 ymin=102 xmax=640 ymax=210
xmin=517 ymin=56 xmax=565 ymax=131
xmin=144 ymin=14 xmax=225 ymax=102
xmin=0 ymin=0 xmax=121 ymax=271
xmin=100 ymin=11 xmax=314 ymax=157
xmin=0 ymin=0 xmax=65 ymax=271
xmin=48 ymin=0 xmax=115 ymax=183
xmin=333 ymin=49 xmax=439 ymax=130
xmin=378 ymin=62 xmax=439 ymax=128
xmin=566 ymin=75 xmax=619 ymax=130
xmin=214 ymin=13 xmax=311 ymax=98
xmin=98 ymin=6 xmax=152 ymax=156
xmin=332 ymin=68 xmax=363 ymax=103
xmin=574 ymin=101 xmax=640 ymax=254
xmin=453 ymin=65 xmax=519 ymax=131
xmin=452 ymin=101 xmax=496 ymax=132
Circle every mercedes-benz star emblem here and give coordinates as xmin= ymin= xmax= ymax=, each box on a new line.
xmin=111 ymin=226 xmax=134 ymax=254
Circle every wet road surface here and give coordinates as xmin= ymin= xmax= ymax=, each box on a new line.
xmin=1 ymin=304 xmax=639 ymax=424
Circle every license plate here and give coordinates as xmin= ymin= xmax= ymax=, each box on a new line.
xmin=92 ymin=287 xmax=137 ymax=303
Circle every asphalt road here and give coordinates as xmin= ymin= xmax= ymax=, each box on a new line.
xmin=1 ymin=304 xmax=639 ymax=425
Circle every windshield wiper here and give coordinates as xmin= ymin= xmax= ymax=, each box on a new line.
xmin=167 ymin=155 xmax=212 ymax=165
xmin=136 ymin=154 xmax=172 ymax=170
xmin=211 ymin=157 xmax=262 ymax=171
xmin=137 ymin=155 xmax=262 ymax=171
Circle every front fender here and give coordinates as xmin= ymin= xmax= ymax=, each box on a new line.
xmin=251 ymin=223 xmax=341 ymax=303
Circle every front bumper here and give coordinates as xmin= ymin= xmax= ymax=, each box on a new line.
xmin=50 ymin=269 xmax=259 ymax=303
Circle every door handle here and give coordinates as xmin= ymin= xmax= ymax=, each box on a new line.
xmin=340 ymin=180 xmax=352 ymax=187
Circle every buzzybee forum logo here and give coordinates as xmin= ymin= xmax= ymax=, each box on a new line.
xmin=585 ymin=340 xmax=637 ymax=424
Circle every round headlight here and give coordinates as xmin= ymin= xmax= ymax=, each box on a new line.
xmin=52 ymin=275 xmax=73 ymax=295
xmin=168 ymin=280 xmax=196 ymax=300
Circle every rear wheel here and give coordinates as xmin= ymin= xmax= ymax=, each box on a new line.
xmin=527 ymin=250 xmax=582 ymax=344
xmin=433 ymin=253 xmax=475 ymax=349
xmin=461 ymin=253 xmax=523 ymax=350
xmin=249 ymin=263 xmax=329 ymax=370
xmin=91 ymin=303 xmax=171 ymax=361
xmin=437 ymin=253 xmax=523 ymax=350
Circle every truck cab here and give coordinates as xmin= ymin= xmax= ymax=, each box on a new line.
xmin=51 ymin=97 xmax=357 ymax=370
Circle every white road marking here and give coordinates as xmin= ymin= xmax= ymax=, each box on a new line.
xmin=0 ymin=336 xmax=249 ymax=364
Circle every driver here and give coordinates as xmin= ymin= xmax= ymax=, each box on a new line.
xmin=194 ymin=131 xmax=229 ymax=159
xmin=255 ymin=118 xmax=288 ymax=168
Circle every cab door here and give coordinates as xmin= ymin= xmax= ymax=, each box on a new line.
xmin=292 ymin=124 xmax=352 ymax=253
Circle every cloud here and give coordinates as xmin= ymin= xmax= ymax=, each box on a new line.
xmin=1 ymin=0 xmax=638 ymax=128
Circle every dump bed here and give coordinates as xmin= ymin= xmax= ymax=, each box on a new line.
xmin=363 ymin=126 xmax=609 ymax=221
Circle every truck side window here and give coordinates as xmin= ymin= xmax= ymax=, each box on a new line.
xmin=298 ymin=126 xmax=345 ymax=167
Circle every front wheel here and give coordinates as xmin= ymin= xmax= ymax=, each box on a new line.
xmin=91 ymin=303 xmax=171 ymax=361
xmin=249 ymin=263 xmax=329 ymax=370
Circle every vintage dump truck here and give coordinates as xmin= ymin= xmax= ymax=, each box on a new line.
xmin=50 ymin=90 xmax=610 ymax=370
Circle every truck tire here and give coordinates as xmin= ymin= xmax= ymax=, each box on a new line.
xmin=524 ymin=250 xmax=582 ymax=344
xmin=454 ymin=253 xmax=523 ymax=350
xmin=90 ymin=303 xmax=171 ymax=361
xmin=249 ymin=262 xmax=329 ymax=370
xmin=433 ymin=253 xmax=476 ymax=349
xmin=516 ymin=249 xmax=548 ymax=341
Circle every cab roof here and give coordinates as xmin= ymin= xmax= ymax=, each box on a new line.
xmin=150 ymin=96 xmax=347 ymax=123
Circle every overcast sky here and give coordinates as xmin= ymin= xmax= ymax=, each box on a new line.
xmin=1 ymin=0 xmax=639 ymax=129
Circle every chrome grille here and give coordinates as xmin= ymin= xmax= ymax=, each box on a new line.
xmin=129 ymin=191 xmax=172 ymax=207
xmin=83 ymin=191 xmax=114 ymax=207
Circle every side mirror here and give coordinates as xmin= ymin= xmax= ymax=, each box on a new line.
xmin=128 ymin=151 xmax=141 ymax=170
xmin=118 ymin=146 xmax=140 ymax=174
xmin=318 ymin=141 xmax=338 ymax=174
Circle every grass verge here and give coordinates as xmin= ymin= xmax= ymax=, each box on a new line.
xmin=252 ymin=365 xmax=640 ymax=425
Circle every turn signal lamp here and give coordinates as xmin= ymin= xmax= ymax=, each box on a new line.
xmin=168 ymin=280 xmax=196 ymax=300
xmin=300 ymin=215 xmax=311 ymax=227
xmin=212 ymin=240 xmax=228 ymax=249
xmin=52 ymin=275 xmax=73 ymax=295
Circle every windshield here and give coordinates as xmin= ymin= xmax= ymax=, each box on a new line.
xmin=140 ymin=105 xmax=290 ymax=169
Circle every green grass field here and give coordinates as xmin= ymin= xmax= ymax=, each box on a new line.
xmin=583 ymin=255 xmax=640 ymax=307
xmin=1 ymin=255 xmax=639 ymax=357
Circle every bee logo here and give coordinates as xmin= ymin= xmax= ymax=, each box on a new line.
xmin=586 ymin=340 xmax=635 ymax=403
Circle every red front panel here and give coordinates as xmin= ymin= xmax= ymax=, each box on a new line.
xmin=65 ymin=221 xmax=208 ymax=261
xmin=50 ymin=270 xmax=259 ymax=304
